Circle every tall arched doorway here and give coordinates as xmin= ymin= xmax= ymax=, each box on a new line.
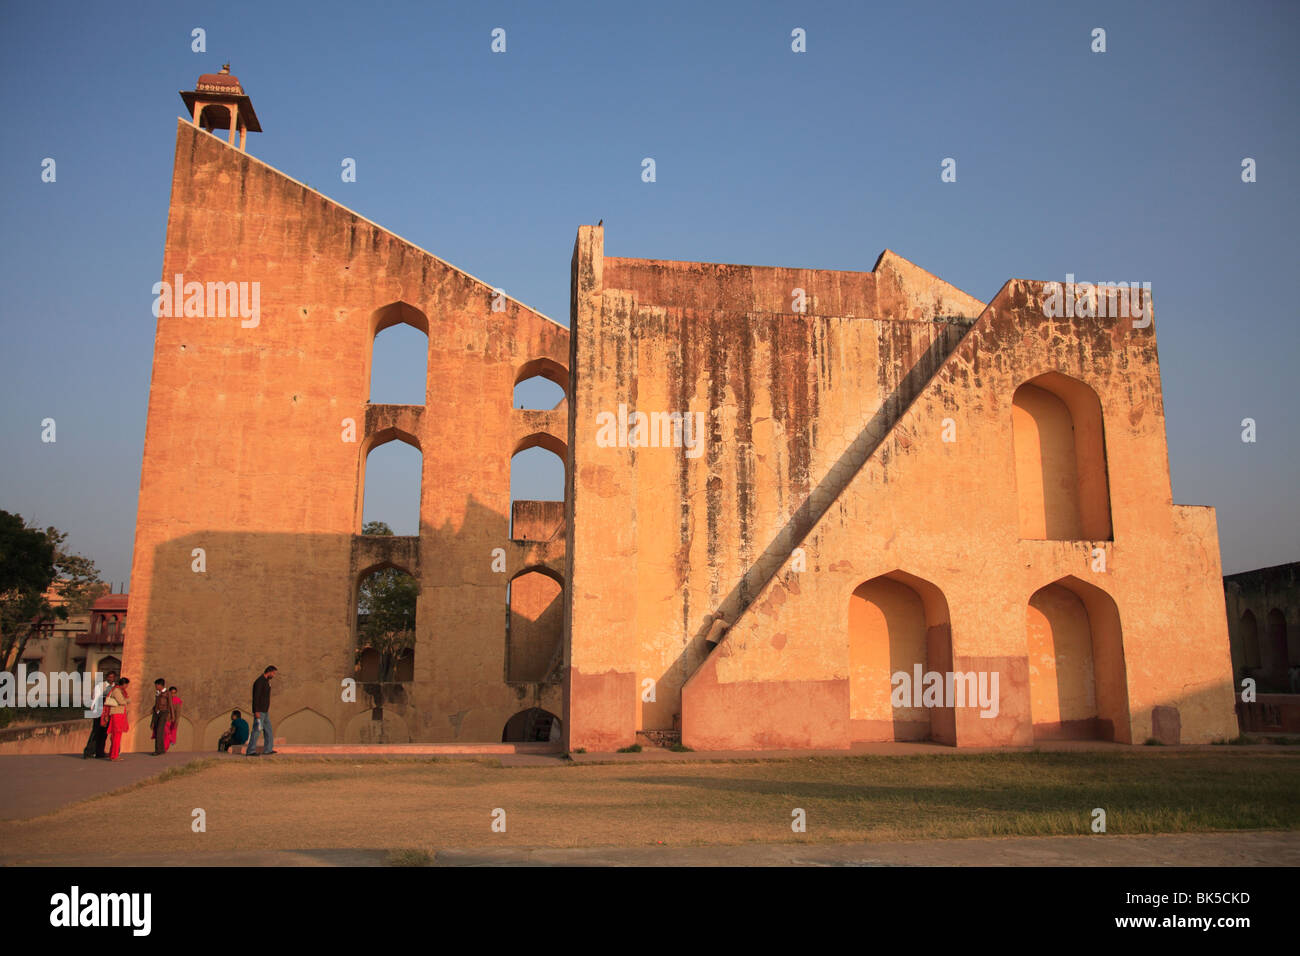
xmin=1025 ymin=577 xmax=1129 ymax=742
xmin=848 ymin=571 xmax=955 ymax=744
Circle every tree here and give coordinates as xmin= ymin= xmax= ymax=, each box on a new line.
xmin=357 ymin=521 xmax=417 ymax=683
xmin=43 ymin=527 xmax=109 ymax=614
xmin=0 ymin=512 xmax=107 ymax=673
xmin=0 ymin=511 xmax=56 ymax=671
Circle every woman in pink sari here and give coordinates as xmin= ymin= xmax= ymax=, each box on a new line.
xmin=165 ymin=686 xmax=182 ymax=750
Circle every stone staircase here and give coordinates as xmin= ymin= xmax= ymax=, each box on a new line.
xmin=525 ymin=708 xmax=557 ymax=742
xmin=542 ymin=638 xmax=565 ymax=684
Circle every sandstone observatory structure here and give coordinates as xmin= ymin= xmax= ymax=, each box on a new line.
xmin=125 ymin=73 xmax=1238 ymax=750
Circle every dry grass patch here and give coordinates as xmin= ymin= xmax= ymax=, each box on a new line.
xmin=1 ymin=750 xmax=1295 ymax=863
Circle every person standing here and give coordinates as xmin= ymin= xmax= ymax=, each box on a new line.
xmin=150 ymin=678 xmax=173 ymax=756
xmin=82 ymin=669 xmax=117 ymax=759
xmin=105 ymin=678 xmax=131 ymax=760
xmin=245 ymin=665 xmax=278 ymax=756
xmin=165 ymin=686 xmax=183 ymax=751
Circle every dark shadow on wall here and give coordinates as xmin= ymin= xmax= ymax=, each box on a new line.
xmin=501 ymin=706 xmax=561 ymax=742
xmin=125 ymin=494 xmax=566 ymax=747
xmin=1224 ymin=564 xmax=1300 ymax=694
xmin=685 ymin=323 xmax=971 ymax=659
xmin=643 ymin=322 xmax=973 ymax=727
xmin=506 ymin=569 xmax=564 ymax=683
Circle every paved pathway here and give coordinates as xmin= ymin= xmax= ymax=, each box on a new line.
xmin=0 ymin=752 xmax=199 ymax=821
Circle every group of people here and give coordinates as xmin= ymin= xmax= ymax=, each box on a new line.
xmin=81 ymin=665 xmax=278 ymax=759
xmin=82 ymin=673 xmax=183 ymax=760
xmin=212 ymin=666 xmax=279 ymax=755
xmin=81 ymin=670 xmax=124 ymax=759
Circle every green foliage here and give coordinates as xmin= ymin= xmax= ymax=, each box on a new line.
xmin=356 ymin=521 xmax=416 ymax=682
xmin=0 ymin=511 xmax=55 ymax=597
xmin=669 ymin=743 xmax=694 ymax=752
xmin=617 ymin=743 xmax=643 ymax=753
xmin=48 ymin=531 xmax=110 ymax=615
xmin=0 ymin=512 xmax=106 ymax=673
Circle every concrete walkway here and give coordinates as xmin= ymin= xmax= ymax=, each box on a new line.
xmin=0 ymin=751 xmax=199 ymax=821
xmin=5 ymin=831 xmax=1296 ymax=867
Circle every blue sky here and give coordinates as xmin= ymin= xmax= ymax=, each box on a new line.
xmin=0 ymin=0 xmax=1296 ymax=586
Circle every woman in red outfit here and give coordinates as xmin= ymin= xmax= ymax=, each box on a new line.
xmin=105 ymin=678 xmax=131 ymax=760
xmin=165 ymin=686 xmax=182 ymax=750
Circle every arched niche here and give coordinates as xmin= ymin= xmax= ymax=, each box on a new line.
xmin=1012 ymin=372 xmax=1112 ymax=541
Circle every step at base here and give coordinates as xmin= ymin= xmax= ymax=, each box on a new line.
xmin=636 ymin=730 xmax=683 ymax=750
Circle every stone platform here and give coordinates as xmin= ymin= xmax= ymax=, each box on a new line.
xmin=230 ymin=742 xmax=562 ymax=756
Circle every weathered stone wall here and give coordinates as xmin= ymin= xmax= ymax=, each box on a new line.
xmin=508 ymin=571 xmax=564 ymax=683
xmin=568 ymin=224 xmax=1235 ymax=750
xmin=511 ymin=500 xmax=564 ymax=542
xmin=682 ymin=280 xmax=1234 ymax=748
xmin=130 ymin=125 xmax=1236 ymax=753
xmin=1224 ymin=561 xmax=1299 ymax=693
xmin=0 ymin=719 xmax=88 ymax=755
xmin=125 ymin=121 xmax=567 ymax=747
xmin=569 ymin=226 xmax=999 ymax=749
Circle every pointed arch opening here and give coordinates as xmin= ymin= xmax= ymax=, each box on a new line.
xmin=1025 ymin=576 xmax=1129 ymax=742
xmin=513 ymin=358 xmax=569 ymax=410
xmin=1240 ymin=609 xmax=1260 ymax=670
xmin=368 ymin=302 xmax=429 ymax=406
xmin=360 ymin=433 xmax=422 ymax=535
xmin=355 ymin=560 xmax=418 ymax=685
xmin=848 ymin=571 xmax=955 ymax=744
xmin=511 ymin=433 xmax=566 ymax=540
xmin=1012 ymin=372 xmax=1112 ymax=541
xmin=506 ymin=566 xmax=564 ymax=683
xmin=277 ymin=708 xmax=336 ymax=745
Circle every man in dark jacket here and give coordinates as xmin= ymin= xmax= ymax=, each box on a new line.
xmin=150 ymin=678 xmax=173 ymax=756
xmin=245 ymin=666 xmax=277 ymax=756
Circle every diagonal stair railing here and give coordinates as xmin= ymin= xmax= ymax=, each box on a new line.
xmin=689 ymin=318 xmax=976 ymax=663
